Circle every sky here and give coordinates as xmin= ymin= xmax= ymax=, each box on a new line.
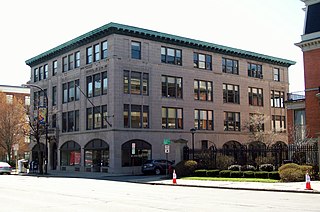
xmin=0 ymin=0 xmax=306 ymax=92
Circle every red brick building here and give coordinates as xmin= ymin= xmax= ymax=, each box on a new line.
xmin=292 ymin=0 xmax=320 ymax=141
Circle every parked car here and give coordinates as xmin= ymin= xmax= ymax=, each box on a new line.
xmin=0 ymin=162 xmax=12 ymax=175
xmin=142 ymin=159 xmax=174 ymax=175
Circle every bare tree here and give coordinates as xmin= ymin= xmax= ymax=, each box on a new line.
xmin=288 ymin=124 xmax=314 ymax=146
xmin=0 ymin=93 xmax=28 ymax=164
xmin=243 ymin=113 xmax=278 ymax=147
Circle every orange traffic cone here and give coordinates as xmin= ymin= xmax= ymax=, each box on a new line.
xmin=172 ymin=169 xmax=177 ymax=184
xmin=305 ymin=172 xmax=313 ymax=190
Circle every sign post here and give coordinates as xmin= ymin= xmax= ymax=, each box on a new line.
xmin=163 ymin=139 xmax=171 ymax=177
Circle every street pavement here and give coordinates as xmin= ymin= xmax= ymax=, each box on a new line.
xmin=18 ymin=170 xmax=320 ymax=194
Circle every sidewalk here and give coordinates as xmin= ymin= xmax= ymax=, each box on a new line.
xmin=19 ymin=170 xmax=320 ymax=194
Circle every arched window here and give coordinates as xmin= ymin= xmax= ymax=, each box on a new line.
xmin=121 ymin=140 xmax=151 ymax=167
xmin=84 ymin=139 xmax=109 ymax=171
xmin=60 ymin=141 xmax=81 ymax=166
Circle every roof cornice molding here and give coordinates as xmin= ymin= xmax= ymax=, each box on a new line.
xmin=295 ymin=37 xmax=320 ymax=51
xmin=301 ymin=0 xmax=320 ymax=6
xmin=25 ymin=22 xmax=295 ymax=67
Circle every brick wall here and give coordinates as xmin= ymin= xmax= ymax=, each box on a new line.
xmin=303 ymin=48 xmax=320 ymax=137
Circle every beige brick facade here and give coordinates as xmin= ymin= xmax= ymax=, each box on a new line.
xmin=26 ymin=23 xmax=294 ymax=174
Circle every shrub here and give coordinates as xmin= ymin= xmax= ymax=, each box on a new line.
xmin=259 ymin=164 xmax=274 ymax=172
xmin=241 ymin=165 xmax=256 ymax=171
xmin=254 ymin=171 xmax=269 ymax=179
xmin=207 ymin=170 xmax=220 ymax=177
xmin=268 ymin=171 xmax=280 ymax=180
xmin=216 ymin=155 xmax=234 ymax=170
xmin=228 ymin=165 xmax=242 ymax=171
xmin=219 ymin=170 xmax=232 ymax=178
xmin=279 ymin=168 xmax=304 ymax=182
xmin=278 ymin=163 xmax=306 ymax=182
xmin=174 ymin=160 xmax=198 ymax=177
xmin=243 ymin=171 xmax=255 ymax=178
xmin=278 ymin=163 xmax=300 ymax=172
xmin=230 ymin=171 xmax=243 ymax=178
xmin=194 ymin=169 xmax=207 ymax=177
xmin=300 ymin=165 xmax=313 ymax=174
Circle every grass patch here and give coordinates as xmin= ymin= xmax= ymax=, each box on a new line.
xmin=182 ymin=177 xmax=279 ymax=183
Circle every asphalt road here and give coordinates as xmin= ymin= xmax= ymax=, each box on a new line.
xmin=1 ymin=175 xmax=320 ymax=212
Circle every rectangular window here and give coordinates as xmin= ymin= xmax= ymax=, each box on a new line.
xmin=123 ymin=70 xmax=148 ymax=95
xmin=102 ymin=105 xmax=108 ymax=128
xmin=87 ymin=76 xmax=93 ymax=98
xmin=62 ymin=56 xmax=68 ymax=72
xmin=193 ymin=53 xmax=212 ymax=70
xmin=86 ymin=46 xmax=93 ymax=64
xmin=44 ymin=64 xmax=48 ymax=79
xmin=75 ymin=110 xmax=79 ymax=131
xmin=161 ymin=47 xmax=182 ymax=65
xmin=222 ymin=58 xmax=238 ymax=74
xmin=102 ymin=71 xmax=108 ymax=95
xmin=62 ymin=83 xmax=68 ymax=103
xmin=68 ymin=111 xmax=74 ymax=132
xmin=68 ymin=81 xmax=75 ymax=102
xmin=86 ymin=105 xmax=108 ymax=130
xmin=93 ymin=106 xmax=101 ymax=129
xmin=101 ymin=41 xmax=108 ymax=59
xmin=34 ymin=68 xmax=38 ymax=82
xmin=131 ymin=41 xmax=141 ymax=59
xmin=162 ymin=107 xmax=183 ymax=129
xmin=223 ymin=84 xmax=240 ymax=104
xmin=52 ymin=86 xmax=57 ymax=106
xmin=248 ymin=63 xmax=263 ymax=78
xmin=194 ymin=109 xmax=214 ymax=130
xmin=75 ymin=51 xmax=80 ymax=68
xmin=162 ymin=75 xmax=183 ymax=98
xmin=272 ymin=115 xmax=286 ymax=132
xmin=52 ymin=60 xmax=57 ymax=76
xmin=131 ymin=72 xmax=141 ymax=94
xmin=94 ymin=44 xmax=100 ymax=62
xmin=68 ymin=54 xmax=74 ymax=70
xmin=123 ymin=104 xmax=149 ymax=128
xmin=273 ymin=68 xmax=280 ymax=81
xmin=62 ymin=112 xmax=67 ymax=132
xmin=86 ymin=108 xmax=93 ymax=130
xmin=62 ymin=110 xmax=79 ymax=133
xmin=63 ymin=80 xmax=79 ymax=103
xmin=271 ymin=90 xmax=285 ymax=108
xmin=93 ymin=73 xmax=101 ymax=97
xmin=86 ymin=72 xmax=107 ymax=98
xmin=224 ymin=112 xmax=241 ymax=131
xmin=75 ymin=80 xmax=80 ymax=101
xmin=248 ymin=87 xmax=263 ymax=106
xmin=194 ymin=80 xmax=213 ymax=101
xmin=39 ymin=66 xmax=43 ymax=81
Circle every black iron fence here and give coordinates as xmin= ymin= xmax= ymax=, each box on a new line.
xmin=183 ymin=143 xmax=319 ymax=170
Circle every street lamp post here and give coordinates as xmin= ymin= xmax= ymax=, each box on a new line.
xmin=190 ymin=128 xmax=196 ymax=160
xmin=23 ymin=84 xmax=48 ymax=174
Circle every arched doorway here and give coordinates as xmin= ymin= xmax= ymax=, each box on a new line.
xmin=121 ymin=140 xmax=151 ymax=167
xmin=84 ymin=139 xmax=109 ymax=172
xmin=60 ymin=141 xmax=81 ymax=166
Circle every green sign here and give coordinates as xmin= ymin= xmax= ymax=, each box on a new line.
xmin=163 ymin=139 xmax=171 ymax=145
